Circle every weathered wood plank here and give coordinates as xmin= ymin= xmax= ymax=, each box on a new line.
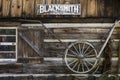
xmin=44 ymin=39 xmax=120 ymax=43
xmin=0 ymin=74 xmax=101 ymax=77
xmin=2 ymin=0 xmax=11 ymax=17
xmin=22 ymin=0 xmax=35 ymax=17
xmin=104 ymin=0 xmax=113 ymax=17
xmin=47 ymin=0 xmax=52 ymax=4
xmin=64 ymin=0 xmax=71 ymax=4
xmin=18 ymin=57 xmax=42 ymax=63
xmin=22 ymin=23 xmax=117 ymax=28
xmin=14 ymin=0 xmax=22 ymax=17
xmin=22 ymin=0 xmax=30 ymax=17
xmin=0 ymin=63 xmax=23 ymax=73
xmin=79 ymin=0 xmax=87 ymax=17
xmin=35 ymin=0 xmax=43 ymax=16
xmin=97 ymin=0 xmax=105 ymax=16
xmin=87 ymin=0 xmax=98 ymax=17
xmin=11 ymin=0 xmax=17 ymax=17
xmin=60 ymin=0 xmax=64 ymax=4
xmin=52 ymin=28 xmax=120 ymax=34
xmin=0 ymin=0 xmax=2 ymax=16
xmin=45 ymin=33 xmax=120 ymax=40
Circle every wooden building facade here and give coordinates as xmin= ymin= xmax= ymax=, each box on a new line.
xmin=0 ymin=0 xmax=120 ymax=80
xmin=0 ymin=0 xmax=119 ymax=19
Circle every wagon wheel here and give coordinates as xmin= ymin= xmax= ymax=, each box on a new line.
xmin=64 ymin=41 xmax=98 ymax=73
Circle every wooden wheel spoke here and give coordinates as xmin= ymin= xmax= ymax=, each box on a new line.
xmin=83 ymin=60 xmax=90 ymax=71
xmin=68 ymin=59 xmax=78 ymax=66
xmin=85 ymin=53 xmax=96 ymax=58
xmin=78 ymin=44 xmax=82 ymax=55
xmin=73 ymin=45 xmax=79 ymax=55
xmin=83 ymin=45 xmax=90 ymax=55
xmin=82 ymin=62 xmax=85 ymax=72
xmin=81 ymin=43 xmax=85 ymax=55
xmin=72 ymin=61 xmax=79 ymax=69
xmin=69 ymin=49 xmax=78 ymax=56
xmin=84 ymin=59 xmax=94 ymax=66
xmin=77 ymin=62 xmax=81 ymax=71
xmin=84 ymin=49 xmax=94 ymax=57
xmin=67 ymin=53 xmax=77 ymax=57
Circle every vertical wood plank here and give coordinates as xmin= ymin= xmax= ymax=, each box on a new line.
xmin=47 ymin=0 xmax=52 ymax=4
xmin=60 ymin=0 xmax=64 ymax=4
xmin=29 ymin=0 xmax=35 ymax=17
xmin=79 ymin=0 xmax=87 ymax=17
xmin=87 ymin=0 xmax=98 ymax=17
xmin=16 ymin=0 xmax=22 ymax=17
xmin=104 ymin=0 xmax=113 ymax=17
xmin=11 ymin=0 xmax=17 ymax=17
xmin=35 ymin=0 xmax=43 ymax=16
xmin=64 ymin=0 xmax=71 ymax=4
xmin=2 ymin=0 xmax=11 ymax=17
xmin=0 ymin=0 xmax=2 ymax=16
xmin=22 ymin=0 xmax=30 ymax=17
xmin=38 ymin=29 xmax=44 ymax=61
xmin=113 ymin=0 xmax=120 ymax=18
xmin=72 ymin=0 xmax=80 ymax=4
xmin=22 ymin=0 xmax=35 ymax=18
xmin=97 ymin=0 xmax=105 ymax=17
xmin=18 ymin=36 xmax=23 ymax=58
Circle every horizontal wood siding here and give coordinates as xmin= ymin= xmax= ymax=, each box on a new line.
xmin=0 ymin=0 xmax=119 ymax=18
xmin=0 ymin=22 xmax=120 ymax=79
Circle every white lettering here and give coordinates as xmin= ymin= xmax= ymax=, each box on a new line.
xmin=38 ymin=4 xmax=81 ymax=15
xmin=39 ymin=5 xmax=45 ymax=13
xmin=74 ymin=5 xmax=79 ymax=13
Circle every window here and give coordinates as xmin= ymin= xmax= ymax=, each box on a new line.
xmin=0 ymin=27 xmax=17 ymax=63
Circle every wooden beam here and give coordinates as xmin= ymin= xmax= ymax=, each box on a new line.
xmin=0 ymin=73 xmax=119 ymax=77
xmin=0 ymin=74 xmax=101 ymax=77
xmin=44 ymin=57 xmax=118 ymax=61
xmin=21 ymin=23 xmax=120 ymax=28
xmin=44 ymin=39 xmax=120 ymax=42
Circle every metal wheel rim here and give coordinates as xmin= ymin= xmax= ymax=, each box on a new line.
xmin=64 ymin=41 xmax=98 ymax=73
